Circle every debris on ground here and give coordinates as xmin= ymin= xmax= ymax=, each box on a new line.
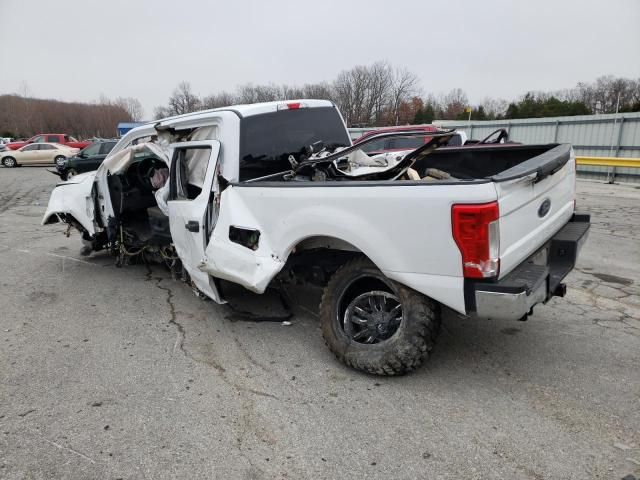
xmin=614 ymin=442 xmax=632 ymax=451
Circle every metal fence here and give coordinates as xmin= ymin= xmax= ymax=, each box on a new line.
xmin=349 ymin=112 xmax=640 ymax=183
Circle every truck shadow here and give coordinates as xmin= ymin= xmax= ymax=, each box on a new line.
xmin=278 ymin=283 xmax=550 ymax=378
xmin=84 ymin=259 xmax=556 ymax=380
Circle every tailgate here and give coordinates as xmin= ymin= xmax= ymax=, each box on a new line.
xmin=494 ymin=145 xmax=576 ymax=278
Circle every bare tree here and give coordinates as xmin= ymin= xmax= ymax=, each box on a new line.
xmin=282 ymin=84 xmax=305 ymax=100
xmin=168 ymin=82 xmax=201 ymax=115
xmin=151 ymin=105 xmax=167 ymax=119
xmin=151 ymin=67 xmax=639 ymax=129
xmin=113 ymin=97 xmax=144 ymax=121
xmin=333 ymin=70 xmax=356 ymax=125
xmin=236 ymin=84 xmax=283 ymax=104
xmin=302 ymin=82 xmax=334 ymax=101
xmin=201 ymin=91 xmax=238 ymax=109
xmin=236 ymin=84 xmax=259 ymax=104
xmin=253 ymin=84 xmax=282 ymax=102
xmin=440 ymin=88 xmax=469 ymax=119
xmin=0 ymin=94 xmax=132 ymax=138
xmin=389 ymin=68 xmax=419 ymax=125
xmin=17 ymin=81 xmax=34 ymax=134
xmin=479 ymin=97 xmax=509 ymax=119
xmin=333 ymin=65 xmax=376 ymax=126
xmin=365 ymin=61 xmax=393 ymax=126
xmin=350 ymin=66 xmax=374 ymax=125
xmin=570 ymin=76 xmax=639 ymax=113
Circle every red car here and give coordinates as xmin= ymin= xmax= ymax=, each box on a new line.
xmin=6 ymin=134 xmax=91 ymax=151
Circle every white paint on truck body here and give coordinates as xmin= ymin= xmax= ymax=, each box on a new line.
xmin=495 ymin=156 xmax=576 ymax=278
xmin=41 ymin=99 xmax=579 ymax=318
xmin=202 ymin=181 xmax=497 ymax=313
xmin=42 ymin=171 xmax=96 ymax=235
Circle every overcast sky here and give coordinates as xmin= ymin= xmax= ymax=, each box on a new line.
xmin=1 ymin=0 xmax=638 ymax=118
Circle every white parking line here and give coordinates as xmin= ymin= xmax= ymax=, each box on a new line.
xmin=0 ymin=243 xmax=98 ymax=266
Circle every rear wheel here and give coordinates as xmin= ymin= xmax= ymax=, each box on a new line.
xmin=2 ymin=157 xmax=17 ymax=168
xmin=54 ymin=156 xmax=66 ymax=168
xmin=319 ymin=257 xmax=441 ymax=376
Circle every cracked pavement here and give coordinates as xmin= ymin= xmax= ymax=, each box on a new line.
xmin=0 ymin=168 xmax=638 ymax=479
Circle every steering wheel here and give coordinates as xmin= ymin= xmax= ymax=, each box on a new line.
xmin=135 ymin=159 xmax=155 ymax=191
xmin=479 ymin=128 xmax=509 ymax=144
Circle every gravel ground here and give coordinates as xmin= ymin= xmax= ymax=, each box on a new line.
xmin=0 ymin=167 xmax=638 ymax=480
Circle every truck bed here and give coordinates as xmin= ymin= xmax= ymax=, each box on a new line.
xmin=212 ymin=142 xmax=576 ymax=314
xmin=412 ymin=144 xmax=567 ymax=181
xmin=247 ymin=143 xmax=570 ymax=186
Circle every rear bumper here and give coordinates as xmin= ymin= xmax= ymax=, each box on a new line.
xmin=466 ymin=213 xmax=590 ymax=320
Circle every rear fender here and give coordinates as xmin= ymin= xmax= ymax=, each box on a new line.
xmin=200 ymin=186 xmax=283 ymax=293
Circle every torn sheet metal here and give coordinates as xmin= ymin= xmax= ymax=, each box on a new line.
xmin=41 ymin=172 xmax=97 ymax=234
xmin=99 ymin=142 xmax=169 ymax=175
xmin=199 ymin=186 xmax=284 ymax=293
xmin=292 ymin=130 xmax=455 ymax=181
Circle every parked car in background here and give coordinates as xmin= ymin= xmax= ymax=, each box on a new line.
xmin=353 ymin=125 xmax=467 ymax=155
xmin=462 ymin=128 xmax=512 ymax=145
xmin=6 ymin=134 xmax=91 ymax=151
xmin=54 ymin=140 xmax=117 ymax=180
xmin=1 ymin=142 xmax=79 ymax=167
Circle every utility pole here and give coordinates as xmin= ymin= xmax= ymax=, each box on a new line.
xmin=465 ymin=106 xmax=472 ymax=138
xmin=606 ymin=92 xmax=621 ymax=184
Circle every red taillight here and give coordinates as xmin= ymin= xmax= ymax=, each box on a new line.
xmin=286 ymin=102 xmax=301 ymax=109
xmin=452 ymin=201 xmax=500 ymax=278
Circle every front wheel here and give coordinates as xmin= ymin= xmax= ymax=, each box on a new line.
xmin=2 ymin=157 xmax=17 ymax=168
xmin=54 ymin=156 xmax=66 ymax=168
xmin=64 ymin=168 xmax=78 ymax=180
xmin=319 ymin=257 xmax=441 ymax=376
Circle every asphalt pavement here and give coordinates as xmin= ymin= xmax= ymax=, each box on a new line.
xmin=0 ymin=167 xmax=638 ymax=479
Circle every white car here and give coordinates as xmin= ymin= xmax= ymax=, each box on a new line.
xmin=42 ymin=100 xmax=590 ymax=375
xmin=1 ymin=142 xmax=79 ymax=168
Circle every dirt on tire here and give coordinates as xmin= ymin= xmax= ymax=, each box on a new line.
xmin=319 ymin=257 xmax=441 ymax=376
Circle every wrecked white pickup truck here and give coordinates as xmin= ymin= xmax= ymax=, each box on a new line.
xmin=43 ymin=99 xmax=590 ymax=375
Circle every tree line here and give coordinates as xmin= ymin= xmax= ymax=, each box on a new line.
xmin=155 ymin=65 xmax=640 ymax=127
xmin=2 ymin=66 xmax=639 ymax=138
xmin=0 ymin=94 xmax=143 ymax=139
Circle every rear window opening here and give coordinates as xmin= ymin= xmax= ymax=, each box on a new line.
xmin=239 ymin=107 xmax=350 ymax=181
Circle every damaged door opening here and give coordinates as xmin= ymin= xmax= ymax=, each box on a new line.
xmin=167 ymin=140 xmax=223 ymax=303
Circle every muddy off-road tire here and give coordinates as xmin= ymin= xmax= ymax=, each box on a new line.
xmin=319 ymin=257 xmax=441 ymax=376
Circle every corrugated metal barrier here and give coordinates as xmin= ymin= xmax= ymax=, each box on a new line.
xmin=349 ymin=112 xmax=640 ymax=183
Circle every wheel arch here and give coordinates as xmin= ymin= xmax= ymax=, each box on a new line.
xmin=273 ymin=234 xmax=382 ymax=289
xmin=289 ymin=234 xmax=362 ymax=254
